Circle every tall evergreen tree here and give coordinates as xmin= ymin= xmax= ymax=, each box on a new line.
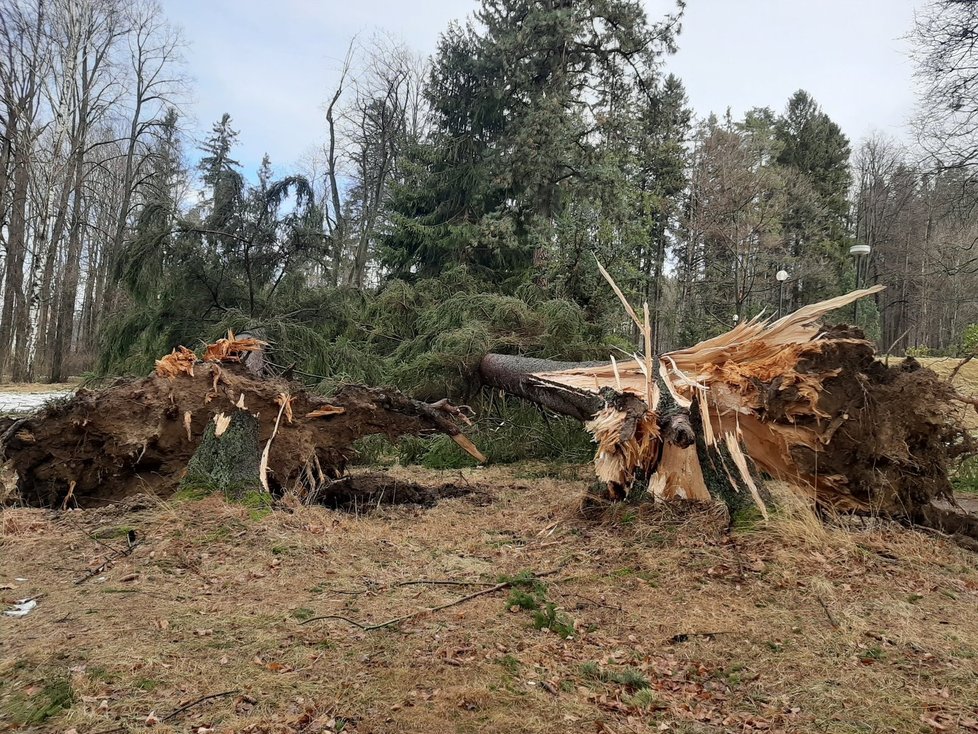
xmin=383 ymin=0 xmax=685 ymax=292
xmin=775 ymin=90 xmax=852 ymax=307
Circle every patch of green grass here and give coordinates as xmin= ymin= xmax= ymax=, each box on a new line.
xmin=532 ymin=603 xmax=575 ymax=639
xmin=725 ymin=663 xmax=746 ymax=686
xmin=497 ymin=655 xmax=521 ymax=676
xmin=204 ymin=526 xmax=232 ymax=543
xmin=860 ymin=645 xmax=886 ymax=662
xmin=581 ymin=663 xmax=651 ymax=691
xmin=291 ymin=607 xmax=315 ymax=622
xmin=239 ymin=489 xmax=273 ymax=519
xmin=623 ymin=688 xmax=660 ymax=710
xmin=602 ymin=667 xmax=650 ymax=691
xmin=580 ymin=661 xmax=601 ymax=680
xmin=171 ymin=483 xmax=213 ymax=502
xmin=87 ymin=666 xmax=111 ymax=682
xmin=5 ymin=676 xmax=74 ymax=726
xmin=134 ymin=678 xmax=160 ymax=692
xmin=952 ymin=455 xmax=978 ymax=495
xmin=732 ymin=505 xmax=765 ymax=532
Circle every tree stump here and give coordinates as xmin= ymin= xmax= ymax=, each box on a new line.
xmin=181 ymin=410 xmax=261 ymax=499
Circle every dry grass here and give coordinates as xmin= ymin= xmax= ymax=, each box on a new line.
xmin=0 ymin=381 xmax=79 ymax=395
xmin=2 ymin=466 xmax=978 ymax=733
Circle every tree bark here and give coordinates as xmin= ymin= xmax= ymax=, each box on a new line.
xmin=479 ymin=353 xmax=693 ymax=445
xmin=181 ymin=410 xmax=261 ymax=499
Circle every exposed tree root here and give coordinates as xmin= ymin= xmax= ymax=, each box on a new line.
xmin=0 ymin=357 xmax=477 ymax=508
xmin=480 ymin=284 xmax=978 ymax=544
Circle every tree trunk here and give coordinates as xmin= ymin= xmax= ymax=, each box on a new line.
xmin=181 ymin=410 xmax=261 ymax=499
xmin=479 ymin=353 xmax=695 ymax=499
xmin=0 ymin=139 xmax=31 ymax=381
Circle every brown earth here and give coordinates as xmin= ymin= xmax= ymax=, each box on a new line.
xmin=2 ymin=465 xmax=978 ymax=733
xmin=0 ymin=364 xmax=472 ymax=509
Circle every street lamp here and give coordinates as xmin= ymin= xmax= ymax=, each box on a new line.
xmin=776 ymin=269 xmax=789 ymax=318
xmin=849 ymin=244 xmax=871 ymax=322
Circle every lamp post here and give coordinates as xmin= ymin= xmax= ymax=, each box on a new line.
xmin=849 ymin=244 xmax=871 ymax=322
xmin=776 ymin=269 xmax=789 ymax=318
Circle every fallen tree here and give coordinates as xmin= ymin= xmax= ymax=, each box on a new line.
xmin=0 ymin=333 xmax=481 ymax=508
xmin=481 ymin=272 xmax=978 ymax=544
xmin=3 ymin=282 xmax=977 ymax=547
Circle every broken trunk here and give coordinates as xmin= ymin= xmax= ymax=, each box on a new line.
xmin=480 ymin=281 xmax=978 ymax=544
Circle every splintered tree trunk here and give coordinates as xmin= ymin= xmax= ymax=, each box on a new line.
xmin=182 ymin=410 xmax=261 ymax=498
xmin=479 ymin=294 xmax=978 ymax=547
xmin=480 ymin=353 xmax=696 ymax=500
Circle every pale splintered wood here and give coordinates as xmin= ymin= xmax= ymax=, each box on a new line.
xmin=530 ymin=283 xmax=886 ymax=511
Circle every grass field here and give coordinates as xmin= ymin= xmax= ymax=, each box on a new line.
xmin=3 ymin=465 xmax=978 ymax=733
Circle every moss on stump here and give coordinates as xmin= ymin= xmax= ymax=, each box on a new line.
xmin=181 ymin=411 xmax=261 ymax=500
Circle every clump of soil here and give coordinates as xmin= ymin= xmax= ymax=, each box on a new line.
xmin=770 ymin=332 xmax=974 ymax=515
xmin=0 ymin=364 xmax=472 ymax=509
xmin=314 ymin=473 xmax=487 ymax=512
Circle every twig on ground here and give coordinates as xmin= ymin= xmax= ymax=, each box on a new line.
xmin=557 ymin=590 xmax=622 ymax=612
xmin=73 ymin=541 xmax=141 ymax=585
xmin=301 ymin=566 xmax=567 ymax=631
xmin=161 ymin=690 xmax=240 ymax=722
xmin=394 ymin=579 xmax=498 ymax=588
xmin=816 ymin=594 xmax=839 ymax=629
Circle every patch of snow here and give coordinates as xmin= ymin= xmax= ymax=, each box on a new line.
xmin=0 ymin=390 xmax=73 ymax=414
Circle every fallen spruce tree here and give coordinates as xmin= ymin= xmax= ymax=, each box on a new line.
xmin=2 ymin=280 xmax=977 ymax=546
xmin=480 ymin=269 xmax=978 ymax=546
xmin=0 ymin=332 xmax=482 ymax=508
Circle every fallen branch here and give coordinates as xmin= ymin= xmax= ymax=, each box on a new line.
xmin=161 ymin=690 xmax=240 ymax=723
xmin=300 ymin=568 xmax=565 ymax=631
xmin=816 ymin=594 xmax=840 ymax=629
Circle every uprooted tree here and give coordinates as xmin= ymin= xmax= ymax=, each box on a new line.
xmin=480 ymin=270 xmax=978 ymax=545
xmin=2 ymin=278 xmax=977 ymax=546
xmin=0 ymin=333 xmax=482 ymax=508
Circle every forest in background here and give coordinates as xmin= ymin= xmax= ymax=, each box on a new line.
xmin=1 ymin=0 xmax=977 ymax=401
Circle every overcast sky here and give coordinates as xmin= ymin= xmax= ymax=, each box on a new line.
xmin=161 ymin=0 xmax=923 ymax=176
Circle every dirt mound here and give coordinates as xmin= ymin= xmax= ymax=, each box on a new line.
xmin=780 ymin=337 xmax=972 ymax=515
